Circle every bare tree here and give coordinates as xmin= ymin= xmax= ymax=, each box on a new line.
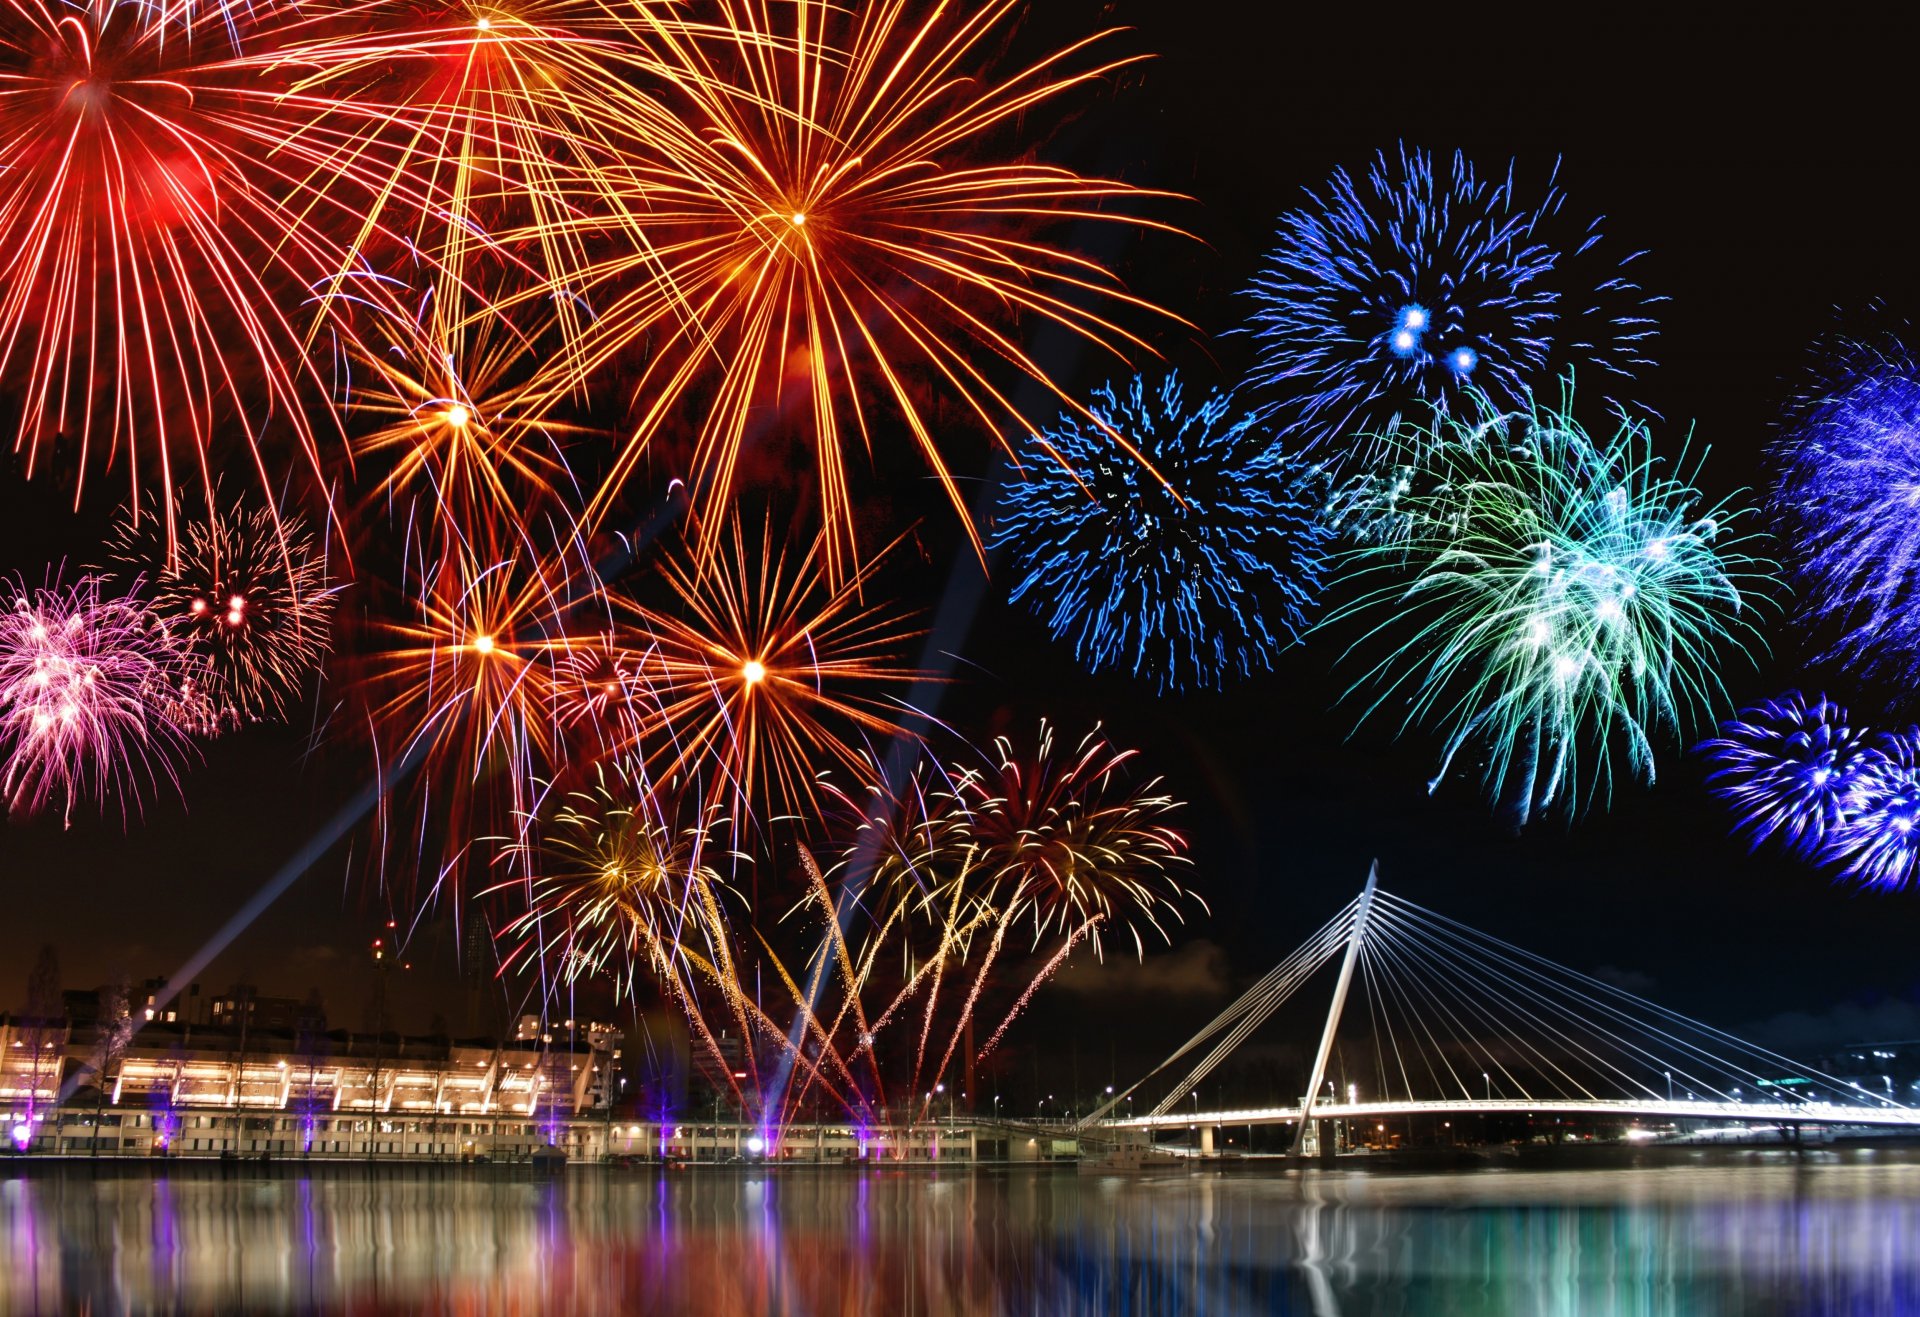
xmin=89 ymin=973 xmax=133 ymax=1156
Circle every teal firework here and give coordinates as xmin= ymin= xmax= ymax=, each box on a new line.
xmin=1333 ymin=397 xmax=1772 ymax=825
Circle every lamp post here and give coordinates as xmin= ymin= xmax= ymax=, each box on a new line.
xmin=1483 ymin=1073 xmax=1490 ymax=1102
xmin=1665 ymin=1071 xmax=1673 ymax=1103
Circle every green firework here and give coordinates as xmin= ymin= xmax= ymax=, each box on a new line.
xmin=1332 ymin=396 xmax=1773 ymax=825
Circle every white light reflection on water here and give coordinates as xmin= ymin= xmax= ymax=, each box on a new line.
xmin=4 ymin=1157 xmax=1920 ymax=1314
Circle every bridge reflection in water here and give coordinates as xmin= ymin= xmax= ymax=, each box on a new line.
xmin=5 ymin=1161 xmax=1920 ymax=1314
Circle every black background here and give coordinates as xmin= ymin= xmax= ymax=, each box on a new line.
xmin=2 ymin=3 xmax=1916 ymax=1095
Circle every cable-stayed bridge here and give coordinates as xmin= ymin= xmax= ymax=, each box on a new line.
xmin=1082 ymin=864 xmax=1920 ymax=1145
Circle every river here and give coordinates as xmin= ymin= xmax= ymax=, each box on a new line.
xmin=4 ymin=1153 xmax=1919 ymax=1313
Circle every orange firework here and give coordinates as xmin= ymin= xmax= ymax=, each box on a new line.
xmin=614 ymin=518 xmax=926 ymax=830
xmin=275 ymin=0 xmax=700 ymax=346
xmin=524 ymin=0 xmax=1185 ymax=580
xmin=356 ymin=532 xmax=605 ymax=891
xmin=344 ymin=299 xmax=593 ymax=539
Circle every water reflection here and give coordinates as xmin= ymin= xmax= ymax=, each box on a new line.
xmin=4 ymin=1157 xmax=1920 ymax=1314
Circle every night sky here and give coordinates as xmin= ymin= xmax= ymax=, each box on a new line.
xmin=3 ymin=4 xmax=1917 ymax=1090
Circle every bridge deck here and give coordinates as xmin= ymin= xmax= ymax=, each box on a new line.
xmin=1100 ymin=1098 xmax=1920 ymax=1131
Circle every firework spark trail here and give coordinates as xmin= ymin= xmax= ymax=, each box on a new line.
xmin=974 ymin=917 xmax=1101 ymax=1067
xmin=1332 ymin=394 xmax=1772 ymax=824
xmin=355 ymin=526 xmax=606 ymax=899
xmin=343 ymin=299 xmax=594 ymax=542
xmin=613 ymin=519 xmax=927 ymax=835
xmin=996 ymin=373 xmax=1333 ymax=692
xmin=962 ymin=721 xmax=1196 ymax=961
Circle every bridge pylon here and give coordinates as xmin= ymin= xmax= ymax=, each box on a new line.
xmin=1289 ymin=861 xmax=1377 ymax=1157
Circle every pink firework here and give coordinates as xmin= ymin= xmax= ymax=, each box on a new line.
xmin=0 ymin=575 xmax=196 ymax=823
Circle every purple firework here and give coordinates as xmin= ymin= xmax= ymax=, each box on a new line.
xmin=0 ymin=575 xmax=197 ymax=824
xmin=1773 ymin=319 xmax=1920 ymax=683
xmin=1702 ymin=692 xmax=1889 ymax=856
xmin=1827 ymin=729 xmax=1920 ymax=892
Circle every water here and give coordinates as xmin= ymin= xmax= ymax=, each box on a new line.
xmin=6 ymin=1154 xmax=1920 ymax=1314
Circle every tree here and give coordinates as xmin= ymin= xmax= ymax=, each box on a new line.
xmin=89 ymin=973 xmax=133 ymax=1156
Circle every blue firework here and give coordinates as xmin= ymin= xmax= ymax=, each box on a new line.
xmin=1243 ymin=146 xmax=1660 ymax=463
xmin=1827 ymin=729 xmax=1920 ymax=892
xmin=1701 ymin=692 xmax=1890 ymax=856
xmin=993 ymin=374 xmax=1332 ymax=693
xmin=1774 ymin=322 xmax=1920 ymax=683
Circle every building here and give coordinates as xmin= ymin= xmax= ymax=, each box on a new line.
xmin=207 ymin=986 xmax=306 ymax=1034
xmin=1 ymin=1007 xmax=625 ymax=1161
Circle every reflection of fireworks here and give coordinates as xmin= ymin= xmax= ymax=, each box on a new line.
xmin=1774 ymin=324 xmax=1920 ymax=683
xmin=1702 ymin=693 xmax=1888 ymax=857
xmin=544 ymin=0 xmax=1180 ymax=578
xmin=107 ymin=498 xmax=334 ymax=727
xmin=617 ymin=521 xmax=924 ymax=825
xmin=0 ymin=575 xmax=195 ymax=823
xmin=1244 ymin=147 xmax=1659 ymax=462
xmin=996 ymin=373 xmax=1331 ymax=692
xmin=1335 ymin=399 xmax=1769 ymax=825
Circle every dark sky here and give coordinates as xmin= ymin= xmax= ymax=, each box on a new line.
xmin=3 ymin=4 xmax=1918 ymax=1084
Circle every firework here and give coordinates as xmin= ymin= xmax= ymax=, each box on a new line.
xmin=960 ymin=721 xmax=1196 ymax=960
xmin=529 ymin=0 xmax=1182 ymax=580
xmin=356 ymin=532 xmax=604 ymax=889
xmin=995 ymin=373 xmax=1332 ymax=692
xmin=0 ymin=0 xmax=410 ymax=518
xmin=106 ymin=497 xmax=334 ymax=727
xmin=497 ymin=770 xmax=741 ymax=1001
xmin=1334 ymin=398 xmax=1769 ymax=824
xmin=277 ymin=0 xmax=695 ymax=344
xmin=1828 ymin=730 xmax=1920 ymax=892
xmin=1243 ymin=147 xmax=1660 ymax=464
xmin=614 ymin=520 xmax=925 ymax=828
xmin=343 ymin=301 xmax=592 ymax=544
xmin=1773 ymin=321 xmax=1920 ymax=683
xmin=0 ymin=575 xmax=196 ymax=823
xmin=1701 ymin=693 xmax=1890 ymax=856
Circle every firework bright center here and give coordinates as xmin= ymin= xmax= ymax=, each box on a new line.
xmin=742 ymin=658 xmax=767 ymax=686
xmin=473 ymin=634 xmax=496 ymax=655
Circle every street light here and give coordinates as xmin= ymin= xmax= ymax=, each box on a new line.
xmin=1483 ymin=1073 xmax=1490 ymax=1102
xmin=1665 ymin=1071 xmax=1673 ymax=1102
